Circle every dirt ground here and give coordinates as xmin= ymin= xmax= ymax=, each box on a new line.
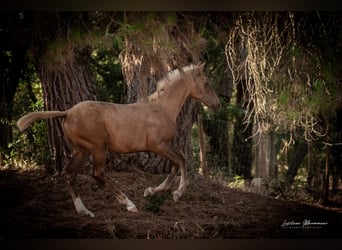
xmin=0 ymin=166 xmax=341 ymax=239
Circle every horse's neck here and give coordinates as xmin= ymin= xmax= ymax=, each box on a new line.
xmin=158 ymin=78 xmax=190 ymax=121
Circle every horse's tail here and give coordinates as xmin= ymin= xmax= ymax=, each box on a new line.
xmin=17 ymin=111 xmax=67 ymax=132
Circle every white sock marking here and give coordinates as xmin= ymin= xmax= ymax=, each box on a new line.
xmin=144 ymin=187 xmax=153 ymax=197
xmin=74 ymin=197 xmax=95 ymax=218
xmin=126 ymin=197 xmax=138 ymax=212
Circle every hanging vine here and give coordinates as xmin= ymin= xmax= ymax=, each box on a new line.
xmin=225 ymin=12 xmax=336 ymax=147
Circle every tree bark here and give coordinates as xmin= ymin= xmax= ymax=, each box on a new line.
xmin=285 ymin=141 xmax=307 ymax=185
xmin=255 ymin=131 xmax=277 ymax=179
xmin=37 ymin=48 xmax=96 ymax=173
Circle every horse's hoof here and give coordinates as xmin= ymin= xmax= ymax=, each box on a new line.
xmin=125 ymin=198 xmax=138 ymax=212
xmin=144 ymin=187 xmax=153 ymax=197
xmin=80 ymin=209 xmax=95 ymax=218
xmin=127 ymin=205 xmax=138 ymax=212
xmin=173 ymin=190 xmax=182 ymax=202
xmin=74 ymin=197 xmax=95 ymax=218
xmin=79 ymin=209 xmax=95 ymax=218
xmin=87 ymin=211 xmax=95 ymax=218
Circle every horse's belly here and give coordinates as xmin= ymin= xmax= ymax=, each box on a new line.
xmin=107 ymin=134 xmax=147 ymax=153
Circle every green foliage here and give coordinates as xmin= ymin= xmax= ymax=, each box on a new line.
xmin=92 ymin=48 xmax=125 ymax=103
xmin=2 ymin=71 xmax=51 ymax=168
xmin=144 ymin=192 xmax=172 ymax=214
xmin=228 ymin=175 xmax=245 ymax=189
xmin=263 ymin=179 xmax=287 ymax=197
xmin=38 ymin=13 xmax=114 ymax=71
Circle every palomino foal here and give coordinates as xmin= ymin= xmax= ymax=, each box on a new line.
xmin=17 ymin=63 xmax=220 ymax=218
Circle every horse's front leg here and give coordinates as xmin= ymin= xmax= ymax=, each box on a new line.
xmin=144 ymin=144 xmax=189 ymax=201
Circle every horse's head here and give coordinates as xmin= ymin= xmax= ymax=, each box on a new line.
xmin=189 ymin=63 xmax=220 ymax=111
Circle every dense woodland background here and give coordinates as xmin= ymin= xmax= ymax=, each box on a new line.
xmin=0 ymin=12 xmax=341 ymax=209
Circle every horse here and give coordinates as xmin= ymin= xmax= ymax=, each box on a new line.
xmin=17 ymin=63 xmax=220 ymax=218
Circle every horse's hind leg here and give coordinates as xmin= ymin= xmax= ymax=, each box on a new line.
xmin=91 ymin=148 xmax=138 ymax=212
xmin=144 ymin=144 xmax=189 ymax=201
xmin=66 ymin=146 xmax=95 ymax=218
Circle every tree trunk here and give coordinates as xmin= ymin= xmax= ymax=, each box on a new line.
xmin=269 ymin=132 xmax=277 ymax=178
xmin=0 ymin=13 xmax=29 ymax=157
xmin=232 ymin=80 xmax=253 ymax=179
xmin=331 ymin=143 xmax=342 ymax=193
xmin=197 ymin=113 xmax=208 ymax=177
xmin=285 ymin=141 xmax=307 ymax=185
xmin=323 ymin=145 xmax=330 ymax=204
xmin=37 ymin=48 xmax=96 ymax=173
xmin=255 ymin=134 xmax=267 ymax=179
xmin=255 ymin=130 xmax=277 ymax=179
xmin=0 ymin=48 xmax=26 ymax=155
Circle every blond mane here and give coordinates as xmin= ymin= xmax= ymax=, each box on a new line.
xmin=149 ymin=64 xmax=199 ymax=100
xmin=159 ymin=64 xmax=198 ymax=87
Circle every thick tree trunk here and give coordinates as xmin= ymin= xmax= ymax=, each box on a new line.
xmin=37 ymin=48 xmax=96 ymax=174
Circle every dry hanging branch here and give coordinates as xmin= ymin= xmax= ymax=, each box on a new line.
xmin=225 ymin=12 xmax=293 ymax=138
xmin=225 ymin=12 xmax=329 ymax=145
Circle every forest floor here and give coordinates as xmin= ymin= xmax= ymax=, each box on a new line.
xmin=0 ymin=165 xmax=341 ymax=239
